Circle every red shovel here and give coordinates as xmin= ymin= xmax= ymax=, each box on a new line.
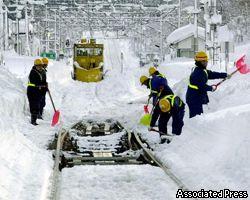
xmin=47 ymin=89 xmax=60 ymax=126
xmin=215 ymin=55 xmax=250 ymax=87
xmin=143 ymin=97 xmax=151 ymax=113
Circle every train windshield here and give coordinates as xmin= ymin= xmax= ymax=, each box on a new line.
xmin=76 ymin=48 xmax=103 ymax=56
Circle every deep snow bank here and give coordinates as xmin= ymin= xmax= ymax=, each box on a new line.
xmin=0 ymin=66 xmax=53 ymax=200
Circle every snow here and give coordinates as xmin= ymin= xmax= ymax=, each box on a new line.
xmin=218 ymin=25 xmax=234 ymax=42
xmin=18 ymin=20 xmax=34 ymax=34
xmin=167 ymin=23 xmax=205 ymax=44
xmin=245 ymin=49 xmax=250 ymax=67
xmin=210 ymin=14 xmax=222 ymax=25
xmin=60 ymin=165 xmax=178 ymax=200
xmin=0 ymin=35 xmax=250 ymax=200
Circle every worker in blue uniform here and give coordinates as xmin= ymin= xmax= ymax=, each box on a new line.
xmin=149 ymin=66 xmax=168 ymax=85
xmin=186 ymin=51 xmax=230 ymax=118
xmin=140 ymin=75 xmax=173 ymax=106
xmin=149 ymin=94 xmax=185 ymax=142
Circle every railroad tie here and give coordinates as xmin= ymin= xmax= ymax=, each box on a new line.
xmin=104 ymin=123 xmax=111 ymax=135
xmin=86 ymin=124 xmax=92 ymax=135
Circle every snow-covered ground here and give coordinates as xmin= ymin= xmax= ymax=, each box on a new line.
xmin=0 ymin=38 xmax=249 ymax=200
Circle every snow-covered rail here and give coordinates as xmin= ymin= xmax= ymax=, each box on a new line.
xmin=49 ymin=128 xmax=67 ymax=200
xmin=48 ymin=120 xmax=199 ymax=200
xmin=131 ymin=131 xmax=200 ymax=200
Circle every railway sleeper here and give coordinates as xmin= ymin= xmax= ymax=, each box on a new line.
xmin=53 ymin=120 xmax=157 ymax=170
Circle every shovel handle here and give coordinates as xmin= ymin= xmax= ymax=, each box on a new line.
xmin=215 ymin=61 xmax=246 ymax=87
xmin=150 ymin=128 xmax=165 ymax=135
xmin=47 ymin=89 xmax=57 ymax=112
xmin=215 ymin=68 xmax=238 ymax=87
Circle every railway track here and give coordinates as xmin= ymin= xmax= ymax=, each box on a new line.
xmin=48 ymin=119 xmax=197 ymax=200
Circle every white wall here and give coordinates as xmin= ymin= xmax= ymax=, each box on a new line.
xmin=177 ymin=36 xmax=205 ymax=50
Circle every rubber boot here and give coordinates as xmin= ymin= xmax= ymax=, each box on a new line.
xmin=31 ymin=114 xmax=38 ymax=126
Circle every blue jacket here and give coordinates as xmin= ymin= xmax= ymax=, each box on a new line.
xmin=149 ymin=76 xmax=173 ymax=105
xmin=152 ymin=73 xmax=168 ymax=85
xmin=186 ymin=66 xmax=227 ymax=106
xmin=150 ymin=95 xmax=185 ymax=135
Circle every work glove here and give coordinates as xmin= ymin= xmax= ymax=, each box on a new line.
xmin=226 ymin=74 xmax=232 ymax=79
xmin=211 ymin=85 xmax=217 ymax=92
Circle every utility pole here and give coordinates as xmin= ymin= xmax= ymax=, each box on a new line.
xmin=139 ymin=18 xmax=143 ymax=64
xmin=58 ymin=8 xmax=61 ymax=54
xmin=54 ymin=10 xmax=57 ymax=56
xmin=203 ymin=0 xmax=222 ymax=65
xmin=120 ymin=51 xmax=124 ymax=74
xmin=29 ymin=4 xmax=33 ymax=55
xmin=178 ymin=0 xmax=182 ymax=28
xmin=193 ymin=0 xmax=199 ymax=54
xmin=0 ymin=0 xmax=3 ymax=65
xmin=45 ymin=4 xmax=48 ymax=52
xmin=160 ymin=11 xmax=164 ymax=62
xmin=3 ymin=5 xmax=9 ymax=51
xmin=25 ymin=2 xmax=30 ymax=56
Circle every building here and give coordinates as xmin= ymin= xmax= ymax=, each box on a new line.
xmin=167 ymin=23 xmax=205 ymax=58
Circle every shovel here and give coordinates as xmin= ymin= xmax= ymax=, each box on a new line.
xmin=140 ymin=97 xmax=160 ymax=126
xmin=47 ymin=89 xmax=60 ymax=126
xmin=143 ymin=97 xmax=151 ymax=113
xmin=215 ymin=55 xmax=250 ymax=87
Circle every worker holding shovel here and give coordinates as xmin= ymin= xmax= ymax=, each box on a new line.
xmin=27 ymin=58 xmax=60 ymax=126
xmin=39 ymin=57 xmax=49 ymax=119
xmin=27 ymin=59 xmax=46 ymax=126
xmin=139 ymin=74 xmax=173 ymax=126
xmin=149 ymin=94 xmax=185 ymax=143
xmin=186 ymin=51 xmax=230 ymax=118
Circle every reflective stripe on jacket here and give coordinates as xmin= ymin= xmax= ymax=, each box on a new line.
xmin=162 ymin=94 xmax=183 ymax=108
xmin=188 ymin=69 xmax=208 ymax=90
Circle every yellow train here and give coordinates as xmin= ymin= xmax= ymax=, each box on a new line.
xmin=72 ymin=38 xmax=104 ymax=82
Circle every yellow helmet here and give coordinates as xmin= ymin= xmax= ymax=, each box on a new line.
xmin=149 ymin=67 xmax=157 ymax=76
xmin=140 ymin=75 xmax=149 ymax=85
xmin=159 ymin=98 xmax=171 ymax=112
xmin=34 ymin=58 xmax=43 ymax=66
xmin=195 ymin=51 xmax=208 ymax=62
xmin=41 ymin=57 xmax=49 ymax=65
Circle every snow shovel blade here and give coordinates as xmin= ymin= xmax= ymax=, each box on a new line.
xmin=236 ymin=55 xmax=250 ymax=74
xmin=140 ymin=113 xmax=151 ymax=126
xmin=144 ymin=105 xmax=149 ymax=113
xmin=51 ymin=110 xmax=60 ymax=126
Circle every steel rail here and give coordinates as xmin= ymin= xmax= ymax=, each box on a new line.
xmin=132 ymin=131 xmax=199 ymax=200
xmin=48 ymin=122 xmax=198 ymax=200
xmin=49 ymin=128 xmax=67 ymax=200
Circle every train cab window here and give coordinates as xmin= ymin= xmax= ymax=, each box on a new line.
xmin=82 ymin=50 xmax=88 ymax=56
xmin=77 ymin=48 xmax=88 ymax=56
xmin=76 ymin=48 xmax=103 ymax=56
xmin=76 ymin=50 xmax=81 ymax=56
xmin=96 ymin=49 xmax=103 ymax=56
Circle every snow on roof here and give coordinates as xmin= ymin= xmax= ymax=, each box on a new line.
xmin=157 ymin=3 xmax=178 ymax=11
xmin=167 ymin=23 xmax=205 ymax=44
